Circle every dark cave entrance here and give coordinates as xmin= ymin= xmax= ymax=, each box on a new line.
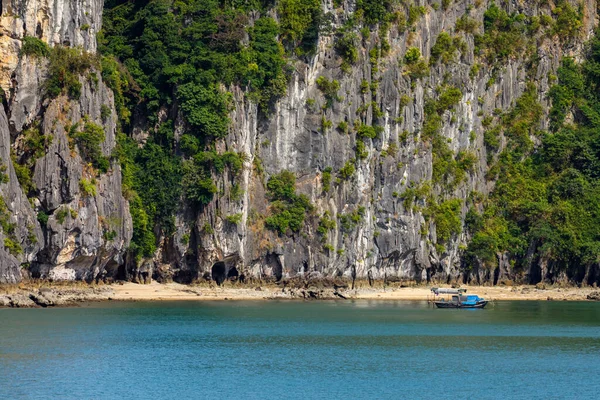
xmin=211 ymin=261 xmax=227 ymax=286
xmin=211 ymin=254 xmax=241 ymax=286
xmin=266 ymin=253 xmax=282 ymax=281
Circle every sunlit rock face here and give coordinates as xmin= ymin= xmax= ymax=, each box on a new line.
xmin=0 ymin=0 xmax=131 ymax=283
xmin=172 ymin=0 xmax=596 ymax=285
xmin=0 ymin=0 xmax=597 ymax=285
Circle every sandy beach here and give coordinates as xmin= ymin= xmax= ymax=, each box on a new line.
xmin=108 ymin=282 xmax=600 ymax=302
xmin=2 ymin=280 xmax=599 ymax=307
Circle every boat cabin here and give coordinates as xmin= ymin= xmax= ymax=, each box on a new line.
xmin=458 ymin=295 xmax=484 ymax=306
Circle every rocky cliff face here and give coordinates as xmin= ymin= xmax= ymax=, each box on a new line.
xmin=163 ymin=0 xmax=597 ymax=285
xmin=0 ymin=0 xmax=131 ymax=283
xmin=1 ymin=0 xmax=598 ymax=285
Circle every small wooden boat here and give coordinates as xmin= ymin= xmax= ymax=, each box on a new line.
xmin=431 ymin=288 xmax=488 ymax=309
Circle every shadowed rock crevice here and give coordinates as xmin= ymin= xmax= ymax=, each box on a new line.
xmin=265 ymin=253 xmax=283 ymax=282
xmin=211 ymin=254 xmax=241 ymax=286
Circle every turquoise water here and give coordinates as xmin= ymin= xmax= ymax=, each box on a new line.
xmin=1 ymin=300 xmax=600 ymax=399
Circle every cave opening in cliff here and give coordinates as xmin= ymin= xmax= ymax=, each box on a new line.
xmin=227 ymin=266 xmax=239 ymax=280
xmin=587 ymin=264 xmax=600 ymax=287
xmin=211 ymin=261 xmax=227 ymax=286
xmin=529 ymin=263 xmax=542 ymax=285
xmin=493 ymin=267 xmax=500 ymax=286
xmin=266 ymin=253 xmax=282 ymax=282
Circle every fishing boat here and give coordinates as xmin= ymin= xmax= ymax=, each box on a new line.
xmin=430 ymin=287 xmax=488 ymax=309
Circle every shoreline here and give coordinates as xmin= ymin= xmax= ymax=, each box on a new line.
xmin=1 ymin=281 xmax=599 ymax=307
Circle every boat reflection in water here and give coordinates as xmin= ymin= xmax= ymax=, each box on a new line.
xmin=431 ymin=287 xmax=488 ymax=309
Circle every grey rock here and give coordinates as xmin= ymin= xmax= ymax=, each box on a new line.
xmin=1 ymin=0 xmax=101 ymax=51
xmin=587 ymin=291 xmax=600 ymax=301
xmin=1 ymin=0 xmax=598 ymax=286
xmin=7 ymin=293 xmax=36 ymax=308
xmin=0 ymin=106 xmax=43 ymax=283
xmin=154 ymin=0 xmax=598 ymax=285
xmin=29 ymin=292 xmax=55 ymax=307
xmin=1 ymin=0 xmax=131 ymax=282
xmin=29 ymin=79 xmax=132 ymax=280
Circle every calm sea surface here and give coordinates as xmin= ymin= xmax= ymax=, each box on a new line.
xmin=1 ymin=300 xmax=599 ymax=399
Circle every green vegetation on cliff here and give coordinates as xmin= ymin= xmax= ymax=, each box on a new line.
xmin=96 ymin=0 xmax=596 ymax=282
xmin=100 ymin=0 xmax=295 ymax=258
xmin=467 ymin=31 xmax=600 ymax=282
xmin=265 ymin=171 xmax=313 ymax=235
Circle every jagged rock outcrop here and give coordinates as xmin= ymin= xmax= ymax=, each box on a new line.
xmin=0 ymin=106 xmax=43 ymax=282
xmin=0 ymin=0 xmax=101 ymax=91
xmin=156 ymin=0 xmax=598 ymax=285
xmin=27 ymin=80 xmax=132 ymax=281
xmin=1 ymin=0 xmax=599 ymax=286
xmin=0 ymin=0 xmax=131 ymax=283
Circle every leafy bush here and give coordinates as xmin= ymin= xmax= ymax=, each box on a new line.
xmin=277 ymin=0 xmax=321 ymax=51
xmin=500 ymin=83 xmax=542 ymax=157
xmin=338 ymin=160 xmax=356 ymax=180
xmin=55 ymin=207 xmax=69 ymax=224
xmin=315 ymin=76 xmax=341 ymax=108
xmin=100 ymin=105 xmax=112 ymax=120
xmin=431 ymin=199 xmax=462 ymax=244
xmin=193 ymin=150 xmax=244 ymax=175
xmin=357 ymin=0 xmax=394 ymax=25
xmin=455 ymin=14 xmax=478 ymax=34
xmin=3 ymin=238 xmax=22 ymax=256
xmin=37 ymin=211 xmax=49 ymax=226
xmin=177 ymin=83 xmax=230 ymax=139
xmin=100 ymin=56 xmax=134 ymax=125
xmin=45 ymin=46 xmax=98 ymax=99
xmin=335 ymin=28 xmax=359 ymax=67
xmin=265 ymin=171 xmax=313 ymax=235
xmin=401 ymin=182 xmax=432 ymax=210
xmin=337 ymin=121 xmax=349 ymax=134
xmin=552 ymin=0 xmax=583 ymax=42
xmin=79 ymin=178 xmax=97 ymax=197
xmin=20 ymin=36 xmax=50 ymax=58
xmin=407 ymin=5 xmax=426 ymax=26
xmin=421 ymin=86 xmax=464 ymax=187
xmin=0 ymin=196 xmax=22 ymax=256
xmin=403 ymin=48 xmax=429 ymax=79
xmin=317 ymin=211 xmax=336 ymax=241
xmin=474 ymin=2 xmax=528 ymax=64
xmin=322 ymin=167 xmax=332 ymax=192
xmin=549 ymin=57 xmax=582 ymax=130
xmin=225 ymin=213 xmax=243 ymax=225
xmin=355 ymin=140 xmax=368 ymax=160
xmin=71 ymin=121 xmax=109 ymax=172
xmin=182 ymin=160 xmax=216 ymax=208
xmin=437 ymin=87 xmax=463 ymax=112
xmin=338 ymin=206 xmax=366 ymax=232
xmin=356 ymin=124 xmax=380 ymax=140
xmin=430 ymin=32 xmax=465 ymax=65
xmin=404 ymin=47 xmax=421 ymax=64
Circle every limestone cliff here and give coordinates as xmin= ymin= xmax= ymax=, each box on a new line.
xmin=0 ymin=0 xmax=131 ymax=282
xmin=154 ymin=0 xmax=599 ymax=285
xmin=1 ymin=0 xmax=598 ymax=286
